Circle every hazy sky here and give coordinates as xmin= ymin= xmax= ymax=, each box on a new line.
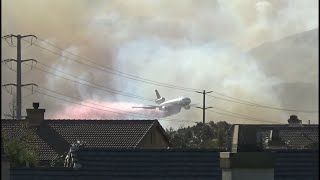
xmin=1 ymin=0 xmax=318 ymax=129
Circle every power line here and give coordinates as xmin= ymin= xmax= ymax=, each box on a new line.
xmin=2 ymin=35 xmax=16 ymax=47
xmin=2 ymin=34 xmax=38 ymax=120
xmin=2 ymin=58 xmax=37 ymax=74
xmin=1 ymin=36 xmax=298 ymax=124
xmin=2 ymin=79 xmax=285 ymax=124
xmin=30 ymin=38 xmax=293 ymax=107
xmin=15 ymin=61 xmax=291 ymax=124
xmin=195 ymin=90 xmax=213 ymax=124
xmin=210 ymin=106 xmax=279 ymax=123
xmin=17 ymin=65 xmax=279 ymax=124
xmin=22 ymin=38 xmax=200 ymax=92
xmin=207 ymin=94 xmax=318 ymax=113
xmin=22 ymin=62 xmax=154 ymax=102
xmin=37 ymin=61 xmax=154 ymax=101
xmin=6 ymin=62 xmax=198 ymax=123
xmin=208 ymin=91 xmax=267 ymax=106
xmin=3 ymin=79 xmax=275 ymax=124
xmin=17 ymin=75 xmax=285 ymax=124
xmin=37 ymin=37 xmax=201 ymax=91
xmin=35 ymin=86 xmax=160 ymax=119
xmin=17 ymin=38 xmax=318 ymax=114
xmin=22 ymin=86 xmax=198 ymax=123
xmin=207 ymin=109 xmax=282 ymax=124
xmin=31 ymin=38 xmax=318 ymax=113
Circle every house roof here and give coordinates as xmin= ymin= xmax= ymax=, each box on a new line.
xmin=228 ymin=124 xmax=319 ymax=151
xmin=1 ymin=119 xmax=168 ymax=161
xmin=259 ymin=126 xmax=318 ymax=149
xmin=9 ymin=149 xmax=318 ymax=180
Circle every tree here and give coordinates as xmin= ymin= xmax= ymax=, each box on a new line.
xmin=4 ymin=94 xmax=17 ymax=119
xmin=214 ymin=121 xmax=231 ymax=148
xmin=1 ymin=123 xmax=39 ymax=167
xmin=166 ymin=121 xmax=231 ymax=149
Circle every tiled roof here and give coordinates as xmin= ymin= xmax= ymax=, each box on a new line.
xmin=47 ymin=120 xmax=156 ymax=148
xmin=1 ymin=119 xmax=161 ymax=161
xmin=1 ymin=121 xmax=59 ymax=160
xmin=230 ymin=124 xmax=318 ymax=151
xmin=260 ymin=128 xmax=318 ymax=149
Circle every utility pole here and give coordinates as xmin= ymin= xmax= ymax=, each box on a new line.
xmin=196 ymin=90 xmax=213 ymax=124
xmin=2 ymin=34 xmax=37 ymax=120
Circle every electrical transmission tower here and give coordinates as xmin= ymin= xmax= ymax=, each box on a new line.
xmin=2 ymin=34 xmax=38 ymax=120
xmin=196 ymin=90 xmax=213 ymax=124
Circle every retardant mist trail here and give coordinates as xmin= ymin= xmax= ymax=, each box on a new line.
xmin=53 ymin=101 xmax=166 ymax=119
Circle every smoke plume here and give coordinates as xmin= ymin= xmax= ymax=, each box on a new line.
xmin=1 ymin=0 xmax=318 ymax=129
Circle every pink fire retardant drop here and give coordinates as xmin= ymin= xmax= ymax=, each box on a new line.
xmin=53 ymin=101 xmax=166 ymax=119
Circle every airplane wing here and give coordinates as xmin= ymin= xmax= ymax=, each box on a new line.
xmin=132 ymin=105 xmax=159 ymax=109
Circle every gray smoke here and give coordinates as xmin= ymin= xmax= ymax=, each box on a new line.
xmin=1 ymin=0 xmax=318 ymax=129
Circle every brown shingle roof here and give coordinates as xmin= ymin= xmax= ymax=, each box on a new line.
xmin=1 ymin=119 xmax=160 ymax=161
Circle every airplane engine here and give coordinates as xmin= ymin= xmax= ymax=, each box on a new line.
xmin=159 ymin=106 xmax=168 ymax=111
xmin=155 ymin=97 xmax=165 ymax=104
xmin=184 ymin=105 xmax=190 ymax=110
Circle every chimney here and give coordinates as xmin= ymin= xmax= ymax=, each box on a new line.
xmin=287 ymin=115 xmax=302 ymax=127
xmin=26 ymin=102 xmax=45 ymax=126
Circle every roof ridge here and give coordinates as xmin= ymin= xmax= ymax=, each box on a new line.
xmin=135 ymin=121 xmax=157 ymax=147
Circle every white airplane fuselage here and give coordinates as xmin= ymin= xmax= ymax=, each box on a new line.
xmin=157 ymin=97 xmax=191 ymax=113
xmin=132 ymin=90 xmax=192 ymax=117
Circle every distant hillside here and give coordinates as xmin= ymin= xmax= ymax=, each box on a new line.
xmin=249 ymin=28 xmax=318 ymax=84
xmin=249 ymin=28 xmax=319 ymax=120
xmin=273 ymin=82 xmax=318 ymax=110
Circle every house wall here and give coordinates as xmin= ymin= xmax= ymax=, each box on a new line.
xmin=138 ymin=127 xmax=170 ymax=149
xmin=223 ymin=168 xmax=274 ymax=180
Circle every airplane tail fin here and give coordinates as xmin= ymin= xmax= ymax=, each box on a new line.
xmin=155 ymin=90 xmax=165 ymax=104
xmin=155 ymin=90 xmax=161 ymax=99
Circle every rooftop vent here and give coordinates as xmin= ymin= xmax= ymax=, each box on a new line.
xmin=288 ymin=115 xmax=302 ymax=127
xmin=33 ymin=102 xmax=39 ymax=109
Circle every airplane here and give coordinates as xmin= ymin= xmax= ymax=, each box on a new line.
xmin=132 ymin=90 xmax=193 ymax=116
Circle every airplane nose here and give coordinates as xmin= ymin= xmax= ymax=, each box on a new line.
xmin=183 ymin=98 xmax=191 ymax=104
